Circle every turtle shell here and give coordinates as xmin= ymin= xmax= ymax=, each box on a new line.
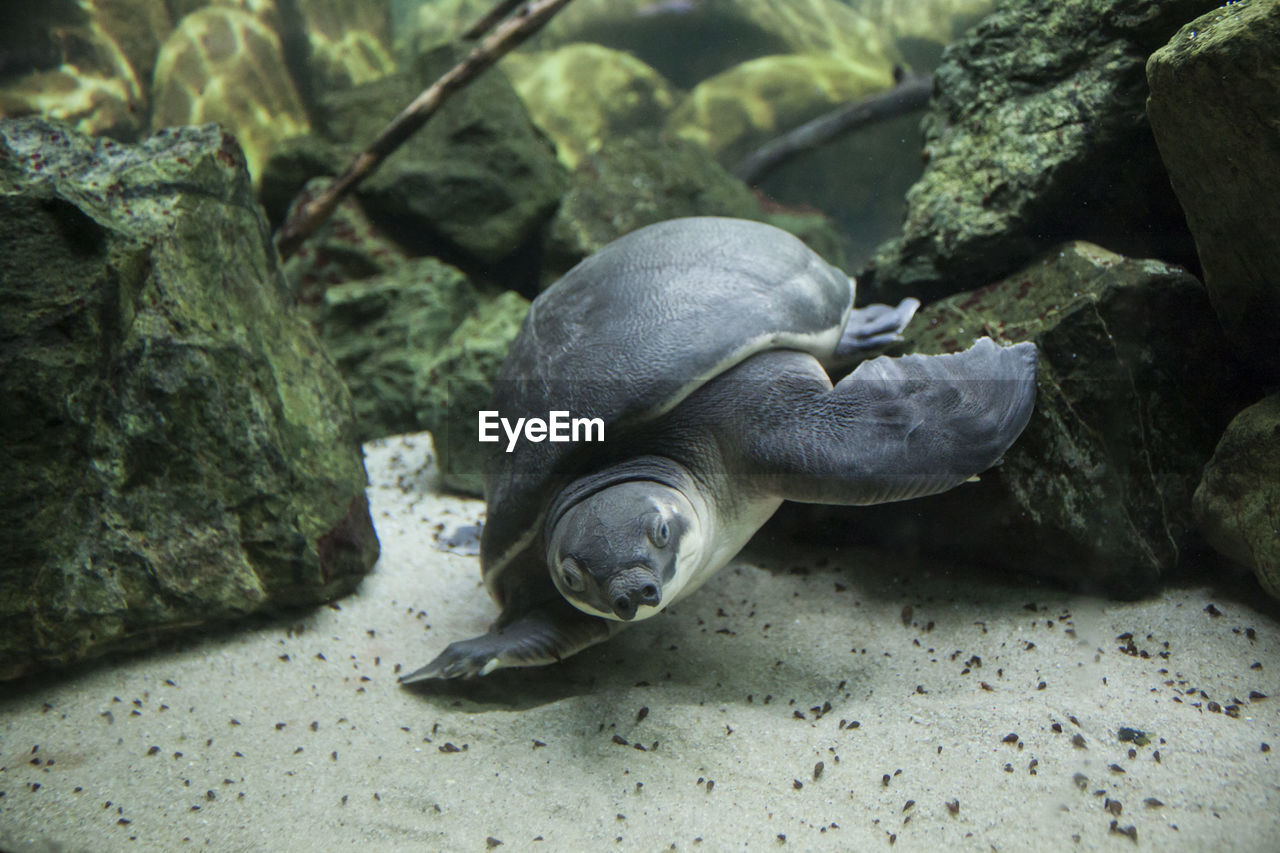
xmin=480 ymin=217 xmax=853 ymax=606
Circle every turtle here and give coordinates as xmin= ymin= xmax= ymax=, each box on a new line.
xmin=400 ymin=217 xmax=1037 ymax=682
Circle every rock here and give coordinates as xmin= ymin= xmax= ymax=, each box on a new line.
xmin=91 ymin=0 xmax=174 ymax=94
xmin=418 ymin=291 xmax=531 ymax=496
xmin=281 ymin=177 xmax=411 ymax=307
xmin=292 ymin=0 xmax=396 ymax=95
xmin=668 ymin=53 xmax=895 ymax=166
xmin=860 ymin=0 xmax=1218 ymax=305
xmin=258 ymin=134 xmax=348 ymax=227
xmin=313 ymin=258 xmax=481 ymax=443
xmin=0 ymin=0 xmax=150 ymax=140
xmin=784 ymin=242 xmax=1243 ymax=595
xmin=1194 ymin=394 xmax=1280 ymax=600
xmin=149 ymin=6 xmax=310 ymax=184
xmin=501 ymin=44 xmax=678 ymax=170
xmin=546 ymin=131 xmax=849 ymax=283
xmin=0 ymin=118 xmax=379 ymax=681
xmin=1146 ymin=1 xmax=1280 ymax=382
xmin=542 ymin=132 xmax=763 ymax=282
xmin=531 ymin=0 xmax=898 ymax=90
xmin=312 ymin=45 xmax=566 ymax=276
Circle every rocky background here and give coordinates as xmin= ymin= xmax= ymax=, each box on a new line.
xmin=1 ymin=0 xmax=1277 ymax=679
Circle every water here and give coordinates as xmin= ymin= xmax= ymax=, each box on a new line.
xmin=2 ymin=1 xmax=1278 ymax=850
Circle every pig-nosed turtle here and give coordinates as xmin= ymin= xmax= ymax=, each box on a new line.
xmin=401 ymin=217 xmax=1037 ymax=682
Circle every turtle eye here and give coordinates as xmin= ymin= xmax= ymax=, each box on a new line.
xmin=647 ymin=515 xmax=670 ymax=548
xmin=559 ymin=557 xmax=586 ymax=593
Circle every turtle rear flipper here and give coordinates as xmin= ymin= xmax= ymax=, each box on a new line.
xmin=399 ymin=601 xmax=613 ymax=683
xmin=718 ymin=337 xmax=1037 ymax=506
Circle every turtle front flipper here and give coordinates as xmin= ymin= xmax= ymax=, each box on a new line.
xmin=718 ymin=337 xmax=1037 ymax=506
xmin=399 ymin=601 xmax=614 ymax=683
xmin=835 ymin=297 xmax=921 ymax=356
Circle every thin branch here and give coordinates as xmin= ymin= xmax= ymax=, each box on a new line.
xmin=274 ymin=0 xmax=575 ymax=262
xmin=733 ymin=72 xmax=934 ymax=185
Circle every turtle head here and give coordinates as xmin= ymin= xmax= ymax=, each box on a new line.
xmin=546 ymin=481 xmax=697 ymax=621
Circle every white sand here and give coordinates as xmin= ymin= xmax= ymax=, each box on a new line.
xmin=2 ymin=433 xmax=1278 ymax=851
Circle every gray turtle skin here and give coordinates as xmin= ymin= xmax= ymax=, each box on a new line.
xmin=402 ymin=217 xmax=1037 ymax=682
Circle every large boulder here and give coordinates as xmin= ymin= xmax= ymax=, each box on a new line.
xmin=266 ymin=45 xmax=566 ymax=281
xmin=0 ymin=119 xmax=379 ymax=681
xmin=276 ymin=185 xmax=513 ymax=494
xmin=859 ymin=0 xmax=1219 ymax=305
xmin=1193 ymin=394 xmax=1280 ymax=600
xmin=785 ymin=242 xmax=1245 ymax=595
xmin=543 ymin=133 xmax=763 ymax=281
xmin=1146 ymin=1 xmax=1280 ymax=382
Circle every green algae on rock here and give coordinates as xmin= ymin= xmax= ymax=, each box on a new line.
xmin=788 ymin=242 xmax=1243 ymax=595
xmin=545 ymin=131 xmax=848 ymax=284
xmin=417 ymin=291 xmax=531 ymax=496
xmin=859 ymin=0 xmax=1218 ymax=305
xmin=1146 ymin=0 xmax=1280 ymax=382
xmin=313 ymin=258 xmax=482 ymax=444
xmin=281 ymin=177 xmax=411 ymax=306
xmin=0 ymin=118 xmax=378 ymax=681
xmin=543 ymin=133 xmax=764 ymax=281
xmin=1194 ymin=394 xmax=1280 ymax=600
xmin=309 ymin=45 xmax=566 ymax=272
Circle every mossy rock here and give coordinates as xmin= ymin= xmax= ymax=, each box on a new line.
xmin=0 ymin=118 xmax=378 ymax=680
xmin=417 ymin=291 xmax=531 ymax=496
xmin=312 ymin=45 xmax=567 ymax=271
xmin=1147 ymin=0 xmax=1280 ymax=381
xmin=313 ymin=258 xmax=481 ymax=443
xmin=860 ymin=0 xmax=1218 ymax=304
xmin=782 ymin=242 xmax=1246 ymax=595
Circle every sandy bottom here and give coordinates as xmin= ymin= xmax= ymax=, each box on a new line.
xmin=2 ymin=434 xmax=1278 ymax=852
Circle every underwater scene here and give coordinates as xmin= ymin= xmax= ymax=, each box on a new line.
xmin=1 ymin=0 xmax=1278 ymax=849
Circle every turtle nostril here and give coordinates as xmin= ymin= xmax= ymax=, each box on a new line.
xmin=613 ymin=596 xmax=635 ymax=617
xmin=640 ymin=584 xmax=659 ymax=604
